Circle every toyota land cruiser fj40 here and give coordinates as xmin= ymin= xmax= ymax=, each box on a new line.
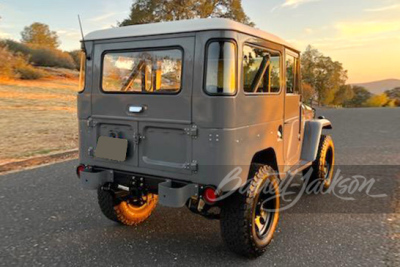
xmin=76 ymin=18 xmax=334 ymax=258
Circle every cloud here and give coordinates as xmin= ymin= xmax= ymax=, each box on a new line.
xmin=272 ymin=0 xmax=319 ymax=12
xmin=89 ymin=12 xmax=118 ymax=22
xmin=0 ymin=30 xmax=12 ymax=39
xmin=336 ymin=20 xmax=400 ymax=37
xmin=305 ymin=28 xmax=313 ymax=34
xmin=364 ymin=4 xmax=400 ymax=12
xmin=289 ymin=34 xmax=400 ymax=52
xmin=282 ymin=0 xmax=319 ymax=8
xmin=0 ymin=24 xmax=14 ymax=29
xmin=57 ymin=29 xmax=81 ymax=39
xmin=65 ymin=32 xmax=81 ymax=38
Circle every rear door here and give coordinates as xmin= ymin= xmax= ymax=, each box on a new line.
xmin=283 ymin=49 xmax=302 ymax=168
xmin=91 ymin=36 xmax=195 ymax=173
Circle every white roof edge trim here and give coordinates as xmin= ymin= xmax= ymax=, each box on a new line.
xmin=84 ymin=18 xmax=298 ymax=51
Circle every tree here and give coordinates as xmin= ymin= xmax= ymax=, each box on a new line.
xmin=30 ymin=48 xmax=76 ymax=69
xmin=384 ymin=87 xmax=400 ymax=107
xmin=346 ymin=86 xmax=371 ymax=107
xmin=0 ymin=42 xmax=45 ymax=80
xmin=21 ymin=22 xmax=60 ymax=49
xmin=385 ymin=87 xmax=400 ymax=100
xmin=301 ymin=83 xmax=315 ymax=105
xmin=0 ymin=44 xmax=16 ymax=79
xmin=68 ymin=50 xmax=82 ymax=70
xmin=301 ymin=45 xmax=348 ymax=106
xmin=119 ymin=0 xmax=254 ymax=26
xmin=332 ymin=85 xmax=354 ymax=107
xmin=364 ymin=94 xmax=389 ymax=107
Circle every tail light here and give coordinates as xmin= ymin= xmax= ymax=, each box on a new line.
xmin=203 ymin=187 xmax=217 ymax=204
xmin=76 ymin=165 xmax=86 ymax=178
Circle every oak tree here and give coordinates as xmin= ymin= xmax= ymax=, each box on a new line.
xmin=21 ymin=22 xmax=60 ymax=49
xmin=120 ymin=0 xmax=254 ymax=26
xmin=301 ymin=45 xmax=348 ymax=106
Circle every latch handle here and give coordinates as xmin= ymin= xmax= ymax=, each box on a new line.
xmin=129 ymin=106 xmax=144 ymax=113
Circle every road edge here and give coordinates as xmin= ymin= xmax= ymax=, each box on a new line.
xmin=0 ymin=149 xmax=78 ymax=175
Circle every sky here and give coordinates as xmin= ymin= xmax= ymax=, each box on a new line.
xmin=0 ymin=0 xmax=399 ymax=83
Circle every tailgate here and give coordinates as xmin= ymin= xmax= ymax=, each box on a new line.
xmin=89 ymin=36 xmax=195 ymax=174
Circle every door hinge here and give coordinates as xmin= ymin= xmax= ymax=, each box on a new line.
xmin=87 ymin=118 xmax=97 ymax=128
xmin=133 ymin=132 xmax=144 ymax=145
xmin=88 ymin=147 xmax=94 ymax=157
xmin=184 ymin=125 xmax=198 ymax=138
xmin=183 ymin=160 xmax=198 ymax=171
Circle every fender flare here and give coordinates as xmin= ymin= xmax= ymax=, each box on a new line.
xmin=300 ymin=119 xmax=332 ymax=162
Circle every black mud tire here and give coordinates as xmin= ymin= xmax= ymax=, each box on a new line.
xmin=303 ymin=134 xmax=335 ymax=191
xmin=220 ymin=165 xmax=280 ymax=258
xmin=97 ymin=188 xmax=119 ymax=223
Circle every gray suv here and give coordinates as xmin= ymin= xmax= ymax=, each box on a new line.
xmin=76 ymin=18 xmax=335 ymax=258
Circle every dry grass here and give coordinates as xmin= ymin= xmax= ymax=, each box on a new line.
xmin=0 ymin=76 xmax=79 ymax=164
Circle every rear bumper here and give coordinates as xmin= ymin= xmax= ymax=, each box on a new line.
xmin=80 ymin=170 xmax=113 ymax=190
xmin=79 ymin=167 xmax=200 ymax=208
xmin=158 ymin=181 xmax=198 ymax=208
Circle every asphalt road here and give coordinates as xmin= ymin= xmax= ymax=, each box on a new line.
xmin=1 ymin=108 xmax=399 ymax=267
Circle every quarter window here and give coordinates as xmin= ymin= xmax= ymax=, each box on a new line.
xmin=78 ymin=51 xmax=86 ymax=92
xmin=205 ymin=41 xmax=237 ymax=95
xmin=243 ymin=45 xmax=281 ymax=94
xmin=102 ymin=49 xmax=182 ymax=93
xmin=286 ymin=54 xmax=299 ymax=94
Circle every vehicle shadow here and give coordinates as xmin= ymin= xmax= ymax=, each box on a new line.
xmin=66 ymin=166 xmax=397 ymax=266
xmin=80 ymin=207 xmax=257 ymax=266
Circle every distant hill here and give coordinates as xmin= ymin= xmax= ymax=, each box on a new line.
xmin=352 ymin=79 xmax=400 ymax=94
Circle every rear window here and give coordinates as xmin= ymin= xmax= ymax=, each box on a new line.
xmin=102 ymin=49 xmax=182 ymax=93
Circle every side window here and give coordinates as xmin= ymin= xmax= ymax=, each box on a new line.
xmin=243 ymin=45 xmax=281 ymax=94
xmin=286 ymin=53 xmax=299 ymax=94
xmin=204 ymin=40 xmax=237 ymax=95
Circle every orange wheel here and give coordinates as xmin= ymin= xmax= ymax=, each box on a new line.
xmin=114 ymin=194 xmax=158 ymax=226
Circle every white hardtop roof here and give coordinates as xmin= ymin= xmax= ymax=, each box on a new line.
xmin=85 ymin=18 xmax=298 ymax=51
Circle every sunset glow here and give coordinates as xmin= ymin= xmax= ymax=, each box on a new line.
xmin=0 ymin=0 xmax=399 ymax=83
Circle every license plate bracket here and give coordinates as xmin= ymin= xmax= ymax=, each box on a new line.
xmin=95 ymin=136 xmax=128 ymax=162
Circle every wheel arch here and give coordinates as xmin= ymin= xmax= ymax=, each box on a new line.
xmin=249 ymin=147 xmax=280 ymax=179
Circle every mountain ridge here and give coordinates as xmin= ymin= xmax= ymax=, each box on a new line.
xmin=351 ymin=79 xmax=400 ymax=94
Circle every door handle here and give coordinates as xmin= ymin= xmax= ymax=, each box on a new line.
xmin=128 ymin=106 xmax=144 ymax=113
xmin=278 ymin=125 xmax=283 ymax=139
